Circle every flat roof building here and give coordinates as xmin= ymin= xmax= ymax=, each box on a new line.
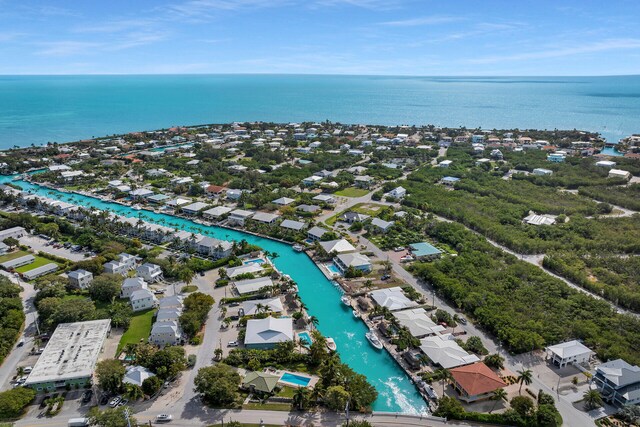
xmin=23 ymin=263 xmax=58 ymax=280
xmin=25 ymin=319 xmax=111 ymax=391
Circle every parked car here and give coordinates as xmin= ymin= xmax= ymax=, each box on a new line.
xmin=17 ymin=338 xmax=25 ymax=347
xmin=118 ymin=398 xmax=129 ymax=407
xmin=380 ymin=275 xmax=391 ymax=281
xmin=22 ymin=366 xmax=32 ymax=374
xmin=156 ymin=414 xmax=173 ymax=423
xmin=108 ymin=396 xmax=121 ymax=408
xmin=227 ymin=341 xmax=239 ymax=347
xmin=199 ymin=271 xmax=205 ymax=276
xmin=82 ymin=390 xmax=93 ymax=403
xmin=393 ymin=246 xmax=405 ymax=252
xmin=457 ymin=317 xmax=467 ymax=325
xmin=99 ymin=394 xmax=110 ymax=405
xmin=399 ymin=255 xmax=414 ymax=263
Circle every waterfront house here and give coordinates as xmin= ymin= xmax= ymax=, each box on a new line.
xmin=166 ymin=198 xmax=191 ymax=208
xmin=203 ymin=206 xmax=233 ymax=221
xmin=67 ymin=269 xmax=93 ymax=289
xmin=609 ymin=169 xmax=632 ymax=180
xmin=226 ymin=263 xmax=264 ymax=279
xmin=130 ymin=188 xmax=154 ymax=199
xmin=244 ymin=316 xmax=294 ymax=349
xmin=194 ymin=236 xmax=233 ymax=259
xmin=393 ymin=308 xmax=446 ymax=338
xmin=319 ymin=239 xmax=356 ymax=255
xmin=130 ymin=288 xmax=157 ymax=312
xmin=181 ymin=202 xmax=209 ymax=215
xmin=419 ymin=334 xmax=480 ymax=369
xmin=593 ymin=359 xmax=640 ymax=407
xmin=252 ymin=212 xmax=281 ymax=224
xmin=333 ymin=252 xmax=372 ymax=274
xmin=280 ymin=219 xmax=306 ymax=231
xmin=546 ymin=340 xmax=593 ymax=368
xmin=450 ymin=362 xmax=507 ymax=402
xmin=409 ymin=242 xmax=442 ymax=261
xmin=369 ymin=287 xmax=418 ymax=312
xmin=121 ymin=277 xmax=147 ymax=299
xmin=307 ymin=226 xmax=329 ymax=241
xmin=241 ymin=297 xmax=284 ymax=316
xmin=136 ymin=263 xmax=164 ymax=283
xmin=228 ymin=209 xmax=255 ymax=226
xmin=370 ymin=218 xmax=394 ymax=233
xmin=234 ymin=277 xmax=273 ymax=296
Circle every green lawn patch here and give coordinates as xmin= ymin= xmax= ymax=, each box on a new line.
xmin=15 ymin=256 xmax=59 ymax=273
xmin=0 ymin=250 xmax=30 ymax=263
xmin=277 ymin=386 xmax=296 ymax=398
xmin=334 ymin=187 xmax=369 ymax=197
xmin=242 ymin=402 xmax=292 ymax=412
xmin=181 ymin=285 xmax=198 ymax=293
xmin=117 ymin=308 xmax=155 ymax=353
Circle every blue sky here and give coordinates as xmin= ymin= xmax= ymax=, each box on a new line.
xmin=1 ymin=0 xmax=639 ymax=75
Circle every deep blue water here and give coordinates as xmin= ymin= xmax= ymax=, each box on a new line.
xmin=0 ymin=177 xmax=427 ymax=414
xmin=0 ymin=75 xmax=639 ymax=147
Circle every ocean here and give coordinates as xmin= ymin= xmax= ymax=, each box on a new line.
xmin=0 ymin=74 xmax=639 ymax=148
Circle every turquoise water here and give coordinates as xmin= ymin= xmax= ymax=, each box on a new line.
xmin=600 ymin=146 xmax=625 ymax=157
xmin=298 ymin=331 xmax=313 ymax=347
xmin=280 ymin=372 xmax=311 ymax=387
xmin=1 ymin=75 xmax=640 ymax=147
xmin=243 ymin=258 xmax=265 ymax=265
xmin=1 ymin=177 xmax=427 ymax=414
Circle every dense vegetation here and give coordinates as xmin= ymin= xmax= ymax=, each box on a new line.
xmin=0 ymin=387 xmax=36 ymax=421
xmin=0 ymin=277 xmax=24 ymax=365
xmin=411 ymin=221 xmax=640 ymax=364
xmin=579 ymin=184 xmax=640 ymax=211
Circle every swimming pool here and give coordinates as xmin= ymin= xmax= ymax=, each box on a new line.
xmin=325 ymin=263 xmax=342 ymax=275
xmin=280 ymin=372 xmax=312 ymax=387
xmin=298 ymin=331 xmax=312 ymax=346
xmin=243 ymin=258 xmax=266 ymax=265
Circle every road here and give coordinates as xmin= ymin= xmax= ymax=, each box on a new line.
xmin=0 ymin=271 xmax=38 ymax=391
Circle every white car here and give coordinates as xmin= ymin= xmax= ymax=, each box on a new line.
xmin=108 ymin=396 xmax=121 ymax=408
xmin=399 ymin=255 xmax=415 ymax=262
xmin=227 ymin=341 xmax=239 ymax=347
xmin=22 ymin=366 xmax=32 ymax=374
xmin=156 ymin=414 xmax=172 ymax=422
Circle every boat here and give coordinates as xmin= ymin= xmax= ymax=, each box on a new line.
xmin=132 ymin=204 xmax=141 ymax=210
xmin=365 ymin=330 xmax=383 ymax=350
xmin=326 ymin=337 xmax=337 ymax=351
xmin=292 ymin=244 xmax=304 ymax=252
xmin=352 ymin=310 xmax=359 ymax=318
xmin=340 ymin=295 xmax=351 ymax=306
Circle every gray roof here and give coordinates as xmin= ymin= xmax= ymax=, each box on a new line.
xmin=280 ymin=219 xmax=306 ymax=231
xmin=307 ymin=226 xmax=328 ymax=238
xmin=245 ymin=316 xmax=294 ymax=346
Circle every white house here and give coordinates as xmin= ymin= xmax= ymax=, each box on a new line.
xmin=393 ymin=308 xmax=446 ymax=338
xmin=334 ymin=252 xmax=372 ymax=274
xmin=121 ymin=277 xmax=147 ymax=299
xmin=420 ymin=334 xmax=480 ymax=369
xmin=149 ymin=321 xmax=182 ymax=347
xmin=546 ymin=340 xmax=593 ymax=368
xmin=136 ymin=263 xmax=163 ymax=283
xmin=123 ymin=365 xmax=155 ymax=387
xmin=385 ymin=186 xmax=407 ymax=199
xmin=312 ymin=194 xmax=336 ymax=204
xmin=67 ymin=269 xmax=93 ymax=289
xmin=438 ymin=160 xmax=453 ymax=168
xmin=319 ymin=239 xmax=356 ymax=254
xmin=104 ymin=260 xmax=128 ymax=276
xmin=596 ymin=160 xmax=616 ymax=168
xmin=241 ymin=297 xmax=284 ymax=316
xmin=244 ymin=317 xmax=294 ymax=349
xmin=228 ymin=209 xmax=255 ymax=226
xmin=532 ymin=168 xmax=553 ymax=176
xmin=369 ymin=287 xmax=418 ymax=311
xmin=302 ymin=176 xmax=323 ymax=186
xmin=203 ymin=206 xmax=233 ymax=220
xmin=130 ymin=288 xmax=157 ymax=312
xmin=280 ymin=219 xmax=306 ymax=231
xmin=234 ymin=277 xmax=273 ymax=296
xmin=194 ymin=236 xmax=233 ymax=259
xmin=181 ymin=202 xmax=209 ymax=215
xmin=609 ymin=169 xmax=631 ymax=180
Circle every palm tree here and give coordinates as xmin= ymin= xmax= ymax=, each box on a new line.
xmin=214 ymin=348 xmax=223 ymax=361
xmin=489 ymin=388 xmax=508 ymax=413
xmin=308 ymin=316 xmax=319 ymax=330
xmin=292 ymin=386 xmax=309 ymax=410
xmin=517 ymin=368 xmax=533 ymax=395
xmin=440 ymin=369 xmax=452 ymax=395
xmin=123 ymin=383 xmax=144 ymax=401
xmin=583 ymin=388 xmax=604 ymax=410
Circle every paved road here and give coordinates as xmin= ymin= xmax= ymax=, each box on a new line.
xmin=0 ymin=271 xmax=38 ymax=391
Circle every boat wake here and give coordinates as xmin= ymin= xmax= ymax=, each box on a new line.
xmin=381 ymin=376 xmax=429 ymax=415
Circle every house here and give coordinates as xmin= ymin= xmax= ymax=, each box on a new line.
xmin=319 ymin=239 xmax=356 ymax=254
xmin=334 ymin=252 xmax=372 ymax=274
xmin=228 ymin=209 xmax=254 ymax=226
xmin=205 ymin=185 xmax=226 ymax=196
xmin=244 ymin=316 xmax=294 ymax=349
xmin=203 ymin=206 xmax=232 ymax=220
xmin=547 ymin=153 xmax=565 ymax=163
xmin=67 ymin=269 xmax=93 ymax=289
xmin=385 ymin=186 xmax=406 ymax=199
xmin=307 ymin=226 xmax=329 ymax=241
xmin=123 ymin=366 xmax=155 ymax=387
xmin=450 ymin=362 xmax=507 ymax=402
xmin=297 ymin=204 xmax=320 ymax=214
xmin=130 ymin=188 xmax=154 ymax=199
xmin=546 ymin=340 xmax=593 ymax=368
xmin=339 ymin=211 xmax=370 ymax=224
xmin=419 ymin=334 xmax=480 ymax=369
xmin=147 ymin=194 xmax=170 ymax=204
xmin=354 ymin=175 xmax=374 ymax=188
xmin=438 ymin=160 xmax=453 ymax=168
xmin=369 ymin=287 xmax=418 ymax=311
xmin=609 ymin=169 xmax=632 ymax=180
xmin=312 ymin=194 xmax=336 ymax=204
xmin=234 ymin=277 xmax=273 ymax=296
xmin=272 ymin=197 xmax=295 ymax=206
xmin=0 ymin=254 xmax=34 ymax=270
xmin=593 ymin=359 xmax=640 ymax=407
xmin=524 ymin=213 xmax=556 ymax=226
xmin=136 ymin=263 xmax=164 ymax=283
xmin=241 ymin=297 xmax=284 ymax=316
xmin=242 ymin=371 xmax=280 ymax=394
xmin=104 ymin=261 xmax=129 ymax=276
xmin=23 ymin=263 xmax=58 ymax=280
xmin=130 ymin=288 xmax=157 ymax=312
xmin=194 ymin=236 xmax=233 ymax=259
xmin=533 ymin=168 xmax=553 ymax=176
xmin=409 ymin=242 xmax=442 ymax=261
xmin=181 ymin=202 xmax=209 ymax=215
xmin=149 ymin=321 xmax=182 ymax=347
xmin=0 ymin=226 xmax=26 ymax=241
xmin=166 ymin=198 xmax=191 ymax=208
xmin=158 ymin=295 xmax=183 ymax=310
xmin=252 ymin=212 xmax=281 ymax=224
xmin=370 ymin=218 xmax=394 ymax=233
xmin=393 ymin=308 xmax=446 ymax=338
xmin=302 ymin=176 xmax=323 ymax=186
xmin=226 ymin=189 xmax=243 ymax=201
xmin=440 ymin=176 xmax=460 ymax=187
xmin=155 ymin=308 xmax=182 ymax=323
xmin=226 ymin=263 xmax=264 ymax=279
xmin=280 ymin=219 xmax=306 ymax=231
xmin=121 ymin=277 xmax=147 ymax=299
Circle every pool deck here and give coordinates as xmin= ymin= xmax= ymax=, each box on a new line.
xmin=271 ymin=369 xmax=319 ymax=389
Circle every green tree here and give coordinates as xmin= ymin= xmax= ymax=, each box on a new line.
xmin=433 ymin=396 xmax=464 ymax=419
xmin=344 ymin=421 xmax=372 ymax=427
xmin=141 ymin=375 xmax=162 ymax=396
xmin=583 ymin=388 xmax=604 ymax=410
xmin=292 ymin=387 xmax=310 ymax=410
xmin=464 ymin=336 xmax=488 ymax=355
xmin=489 ymin=388 xmax=508 ymax=413
xmin=95 ymin=359 xmax=125 ymax=395
xmin=2 ymin=237 xmax=19 ymax=249
xmin=194 ymin=363 xmax=241 ymax=406
xmin=536 ymin=404 xmax=563 ymax=427
xmin=149 ymin=346 xmax=186 ymax=379
xmin=324 ymin=385 xmax=350 ymax=411
xmin=0 ymin=387 xmax=36 ymax=420
xmin=516 ymin=368 xmax=533 ymax=395
xmin=88 ymin=274 xmax=122 ymax=302
xmin=308 ymin=331 xmax=329 ymax=366
xmin=122 ymin=383 xmax=143 ymax=401
xmin=484 ymin=353 xmax=505 ymax=370
xmin=88 ymin=406 xmax=137 ymax=427
xmin=510 ymin=395 xmax=535 ymax=418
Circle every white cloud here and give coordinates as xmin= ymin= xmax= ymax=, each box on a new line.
xmin=381 ymin=15 xmax=463 ymax=27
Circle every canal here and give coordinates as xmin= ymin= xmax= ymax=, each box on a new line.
xmin=1 ymin=177 xmax=428 ymax=414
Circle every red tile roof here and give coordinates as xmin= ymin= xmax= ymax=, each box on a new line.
xmin=206 ymin=185 xmax=226 ymax=193
xmin=450 ymin=362 xmax=506 ymax=396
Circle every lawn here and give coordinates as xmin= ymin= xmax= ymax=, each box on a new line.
xmin=0 ymin=250 xmax=30 ymax=263
xmin=181 ymin=285 xmax=198 ymax=293
xmin=117 ymin=308 xmax=156 ymax=353
xmin=334 ymin=187 xmax=370 ymax=197
xmin=325 ymin=202 xmax=387 ymax=226
xmin=15 ymin=256 xmax=59 ymax=273
xmin=242 ymin=402 xmax=292 ymax=412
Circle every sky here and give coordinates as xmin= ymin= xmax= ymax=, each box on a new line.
xmin=1 ymin=0 xmax=639 ymax=75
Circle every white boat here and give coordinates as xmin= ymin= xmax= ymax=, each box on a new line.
xmin=365 ymin=330 xmax=383 ymax=350
xmin=352 ymin=310 xmax=359 ymax=318
xmin=326 ymin=337 xmax=337 ymax=351
xmin=132 ymin=204 xmax=141 ymax=210
xmin=292 ymin=244 xmax=304 ymax=252
xmin=340 ymin=295 xmax=351 ymax=306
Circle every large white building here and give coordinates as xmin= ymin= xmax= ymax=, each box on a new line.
xmin=67 ymin=269 xmax=94 ymax=289
xmin=136 ymin=263 xmax=164 ymax=283
xmin=244 ymin=317 xmax=293 ymax=349
xmin=546 ymin=340 xmax=593 ymax=368
xmin=130 ymin=288 xmax=157 ymax=312
xmin=121 ymin=277 xmax=147 ymax=299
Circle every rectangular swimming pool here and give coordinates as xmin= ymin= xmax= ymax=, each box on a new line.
xmin=243 ymin=258 xmax=266 ymax=265
xmin=325 ymin=263 xmax=341 ymax=275
xmin=298 ymin=331 xmax=312 ymax=346
xmin=280 ymin=372 xmax=311 ymax=387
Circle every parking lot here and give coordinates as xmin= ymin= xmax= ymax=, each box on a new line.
xmin=19 ymin=234 xmax=91 ymax=262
